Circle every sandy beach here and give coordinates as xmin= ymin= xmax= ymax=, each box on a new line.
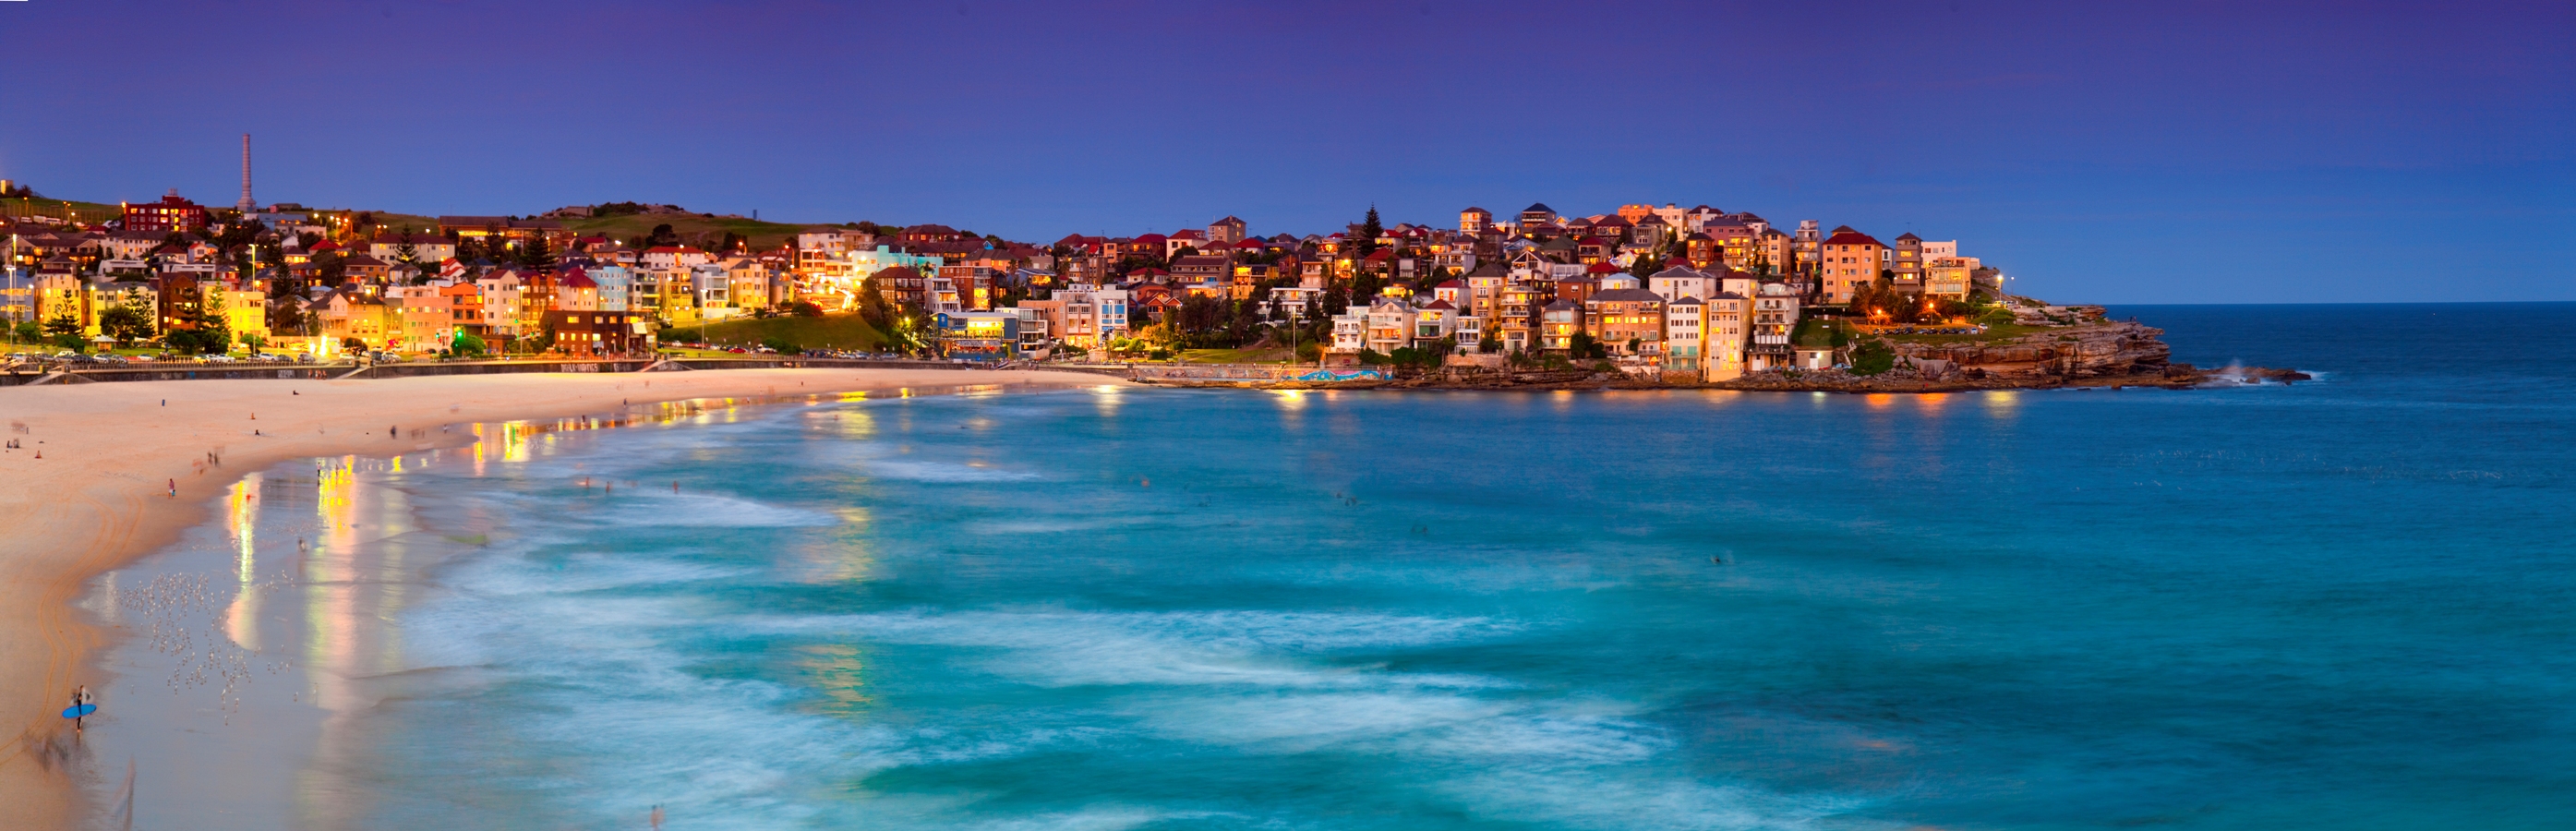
xmin=0 ymin=367 xmax=1121 ymax=828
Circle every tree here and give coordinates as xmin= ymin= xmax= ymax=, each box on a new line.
xmin=313 ymin=251 xmax=347 ymax=285
xmin=271 ymin=299 xmax=308 ymax=337
xmin=238 ymin=331 xmax=268 ymax=353
xmin=1358 ymin=206 xmax=1383 ymax=255
xmin=645 ymin=223 xmax=680 ymax=248
xmin=1567 ymin=331 xmax=1607 ymax=360
xmin=12 ymin=321 xmax=42 ymax=344
xmin=516 ymin=236 xmax=558 ymax=272
xmin=42 ymin=314 xmax=84 ymax=352
xmin=391 ymin=231 xmax=422 ymax=269
xmin=100 ymin=302 xmax=154 ymax=346
xmin=1478 ymin=330 xmax=1501 ymax=355
xmin=451 ymin=331 xmax=487 ymax=356
xmin=163 ymin=304 xmax=231 ymax=355
xmin=716 ymin=231 xmax=746 ymax=254
xmin=1629 ymin=255 xmax=1664 ymax=279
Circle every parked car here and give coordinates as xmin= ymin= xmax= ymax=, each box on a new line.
xmin=201 ymin=355 xmax=236 ymax=364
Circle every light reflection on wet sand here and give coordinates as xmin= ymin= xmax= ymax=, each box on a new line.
xmin=74 ymin=386 xmax=1029 ymax=829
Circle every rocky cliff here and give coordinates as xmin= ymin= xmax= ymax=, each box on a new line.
xmin=1892 ymin=320 xmax=2173 ymax=379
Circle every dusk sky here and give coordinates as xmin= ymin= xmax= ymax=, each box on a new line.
xmin=3 ymin=1 xmax=2570 ymax=303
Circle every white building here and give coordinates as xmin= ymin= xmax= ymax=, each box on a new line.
xmin=1647 ymin=265 xmax=1716 ymax=302
xmin=1053 ymin=283 xmax=1130 ymax=348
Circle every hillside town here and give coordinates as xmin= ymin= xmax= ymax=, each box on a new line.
xmin=4 ymin=176 xmax=2047 ymax=382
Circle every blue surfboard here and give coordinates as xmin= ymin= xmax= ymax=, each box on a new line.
xmin=61 ymin=703 xmax=96 ymax=718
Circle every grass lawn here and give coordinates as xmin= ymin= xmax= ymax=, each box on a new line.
xmin=666 ymin=313 xmax=892 ymax=352
xmin=1792 ymin=319 xmax=1849 ymax=349
xmin=561 ymin=213 xmax=816 ymax=250
xmin=4 ymin=196 xmax=127 ymax=225
xmin=337 ymin=211 xmax=441 ymax=235
xmin=1866 ymin=322 xmax=2049 ymax=344
xmin=656 ymin=346 xmax=743 ymax=359
xmin=1180 ymin=346 xmax=1295 ymax=364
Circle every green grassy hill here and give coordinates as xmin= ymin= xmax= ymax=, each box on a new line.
xmin=560 ymin=213 xmax=818 ymax=250
xmin=663 ymin=313 xmax=891 ymax=352
xmin=4 ymin=195 xmax=128 ymax=225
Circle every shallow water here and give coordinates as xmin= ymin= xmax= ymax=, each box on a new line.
xmin=83 ymin=303 xmax=2576 ymax=829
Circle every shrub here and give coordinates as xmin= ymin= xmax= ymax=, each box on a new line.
xmin=1848 ymin=339 xmax=1896 ymax=375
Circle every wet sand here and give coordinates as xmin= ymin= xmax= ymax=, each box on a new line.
xmin=0 ymin=367 xmax=1120 ymax=828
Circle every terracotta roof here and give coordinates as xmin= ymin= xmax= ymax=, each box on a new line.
xmin=1585 ymin=262 xmax=1620 ymax=274
xmin=1824 ymin=230 xmax=1884 ymax=247
xmin=1421 ymin=299 xmax=1456 ymax=310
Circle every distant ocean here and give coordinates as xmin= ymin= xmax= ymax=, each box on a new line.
xmin=88 ymin=303 xmax=2576 ymax=830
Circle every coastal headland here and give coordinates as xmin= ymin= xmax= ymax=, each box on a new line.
xmin=1128 ymin=319 xmax=2306 ymax=392
xmin=0 ymin=367 xmax=1122 ymax=828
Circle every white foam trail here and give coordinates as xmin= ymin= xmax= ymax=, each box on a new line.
xmin=751 ymin=608 xmax=1523 ymax=688
xmin=601 ymin=492 xmax=841 ymax=527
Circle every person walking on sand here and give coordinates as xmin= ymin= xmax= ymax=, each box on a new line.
xmin=70 ymin=685 xmax=90 ymax=731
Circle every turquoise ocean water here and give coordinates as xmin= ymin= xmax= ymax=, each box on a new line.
xmin=86 ymin=303 xmax=2576 ymax=829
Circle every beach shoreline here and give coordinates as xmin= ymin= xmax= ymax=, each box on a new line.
xmin=0 ymin=367 xmax=1123 ymax=829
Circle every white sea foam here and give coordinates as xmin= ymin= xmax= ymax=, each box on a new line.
xmin=797 ymin=441 xmax=1046 ymax=482
xmin=959 ymin=807 xmax=1235 ymax=831
xmin=1446 ymin=770 xmax=1872 ymax=831
xmin=598 ymin=491 xmax=841 ymax=527
xmin=861 ymin=458 xmax=1045 ymax=482
xmin=388 ymin=546 xmax=1125 ymax=829
xmin=752 ymin=608 xmax=1522 ymax=689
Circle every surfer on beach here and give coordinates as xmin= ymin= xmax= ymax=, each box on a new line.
xmin=66 ymin=685 xmax=92 ymax=731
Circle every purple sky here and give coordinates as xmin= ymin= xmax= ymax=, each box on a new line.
xmin=3 ymin=0 xmax=2570 ymax=302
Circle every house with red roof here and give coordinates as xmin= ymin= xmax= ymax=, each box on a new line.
xmin=1818 ymin=226 xmax=1885 ymax=305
